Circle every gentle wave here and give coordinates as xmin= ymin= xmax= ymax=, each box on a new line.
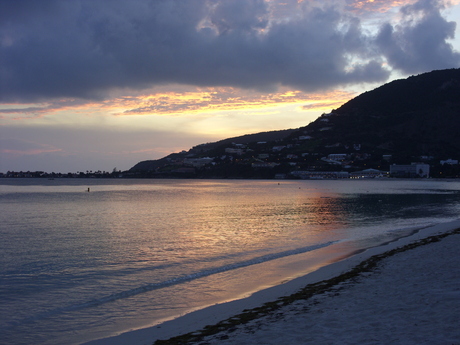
xmin=4 ymin=240 xmax=337 ymax=329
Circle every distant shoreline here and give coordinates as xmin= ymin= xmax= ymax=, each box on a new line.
xmin=1 ymin=176 xmax=459 ymax=181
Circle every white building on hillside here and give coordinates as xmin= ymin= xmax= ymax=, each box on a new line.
xmin=183 ymin=157 xmax=214 ymax=168
xmin=390 ymin=163 xmax=430 ymax=178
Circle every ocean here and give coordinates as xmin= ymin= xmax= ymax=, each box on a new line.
xmin=1 ymin=178 xmax=460 ymax=345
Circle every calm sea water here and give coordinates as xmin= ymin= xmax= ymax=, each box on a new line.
xmin=1 ymin=178 xmax=460 ymax=345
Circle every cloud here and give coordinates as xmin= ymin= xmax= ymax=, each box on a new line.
xmin=346 ymin=0 xmax=416 ymax=14
xmin=0 ymin=99 xmax=103 ymax=121
xmin=119 ymin=88 xmax=356 ymax=115
xmin=206 ymin=0 xmax=269 ymax=34
xmin=376 ymin=0 xmax=460 ymax=73
xmin=0 ymin=86 xmax=355 ymax=121
xmin=0 ymin=0 xmax=458 ymax=103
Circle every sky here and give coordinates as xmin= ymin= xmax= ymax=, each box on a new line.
xmin=1 ymin=0 xmax=460 ymax=173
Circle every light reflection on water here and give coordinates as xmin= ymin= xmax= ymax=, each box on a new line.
xmin=1 ymin=179 xmax=460 ymax=345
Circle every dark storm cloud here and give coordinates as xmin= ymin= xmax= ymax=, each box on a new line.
xmin=0 ymin=0 xmax=458 ymax=102
xmin=376 ymin=0 xmax=460 ymax=73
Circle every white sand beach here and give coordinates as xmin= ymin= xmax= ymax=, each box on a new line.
xmin=86 ymin=220 xmax=460 ymax=345
xmin=198 ymin=229 xmax=460 ymax=344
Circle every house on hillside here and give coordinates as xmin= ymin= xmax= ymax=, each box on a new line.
xmin=390 ymin=163 xmax=430 ymax=178
xmin=225 ymin=148 xmax=244 ymax=155
xmin=183 ymin=157 xmax=214 ymax=168
xmin=252 ymin=162 xmax=279 ymax=168
xmin=327 ymin=154 xmax=348 ymax=161
xmin=272 ymin=146 xmax=286 ymax=152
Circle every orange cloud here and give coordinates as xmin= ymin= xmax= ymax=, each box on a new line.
xmin=346 ymin=0 xmax=459 ymax=13
xmin=0 ymin=86 xmax=356 ymax=123
xmin=118 ymin=87 xmax=356 ymax=116
xmin=347 ymin=0 xmax=417 ymax=13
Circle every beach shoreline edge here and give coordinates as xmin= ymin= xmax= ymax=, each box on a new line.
xmin=84 ymin=219 xmax=460 ymax=345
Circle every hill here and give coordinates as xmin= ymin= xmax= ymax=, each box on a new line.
xmin=313 ymin=68 xmax=460 ymax=160
xmin=129 ymin=68 xmax=460 ymax=178
xmin=130 ymin=128 xmax=296 ymax=172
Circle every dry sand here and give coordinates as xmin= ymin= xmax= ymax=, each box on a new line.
xmin=197 ymin=230 xmax=460 ymax=344
xmin=86 ymin=220 xmax=460 ymax=345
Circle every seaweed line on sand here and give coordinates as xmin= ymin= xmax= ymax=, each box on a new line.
xmin=153 ymin=228 xmax=460 ymax=345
